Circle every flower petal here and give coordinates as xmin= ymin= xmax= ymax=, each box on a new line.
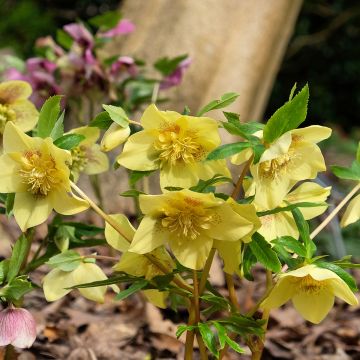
xmin=51 ymin=189 xmax=89 ymax=215
xmin=260 ymin=276 xmax=296 ymax=309
xmin=214 ymin=240 xmax=242 ymax=275
xmin=0 ymin=80 xmax=32 ymax=103
xmin=10 ymin=100 xmax=39 ymax=132
xmin=10 ymin=309 xmax=37 ymax=348
xmin=340 ymin=194 xmax=360 ymax=228
xmin=291 ymin=125 xmax=332 ymax=144
xmin=3 ymin=121 xmax=33 ymax=153
xmin=69 ymin=126 xmax=99 ymax=146
xmin=140 ymin=104 xmax=180 ymax=130
xmin=42 ymin=268 xmax=74 ymax=301
xmin=143 ymin=289 xmax=168 ymax=308
xmin=260 ymin=132 xmax=292 ymax=162
xmin=169 ymin=234 xmax=213 ymax=270
xmin=84 ymin=144 xmax=109 ymax=175
xmin=105 ymin=214 xmax=134 ymax=252
xmin=328 ymin=278 xmax=358 ymax=306
xmin=160 ymin=162 xmax=199 ymax=189
xmin=100 ymin=123 xmax=130 ymax=152
xmin=0 ymin=154 xmax=26 ymax=193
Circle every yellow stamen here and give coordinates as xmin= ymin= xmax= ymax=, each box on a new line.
xmin=0 ymin=104 xmax=16 ymax=133
xmin=297 ymin=275 xmax=324 ymax=295
xmin=70 ymin=146 xmax=88 ymax=173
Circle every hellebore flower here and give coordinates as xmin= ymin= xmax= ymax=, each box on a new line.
xmin=43 ymin=262 xmax=108 ymax=303
xmin=68 ymin=126 xmax=109 ymax=181
xmin=0 ymin=80 xmax=38 ymax=134
xmin=105 ymin=214 xmax=174 ymax=308
xmin=99 ymin=19 xmax=135 ymax=38
xmin=251 ymin=125 xmax=332 ymax=209
xmin=63 ymin=23 xmax=94 ymax=49
xmin=109 ymin=56 xmax=138 ymax=77
xmin=0 ymin=307 xmax=36 ymax=348
xmin=129 ymin=189 xmax=256 ymax=270
xmin=341 ymin=193 xmax=360 ymax=228
xmin=160 ymin=57 xmax=192 ymax=90
xmin=117 ymin=104 xmax=230 ymax=189
xmin=0 ymin=122 xmax=88 ymax=231
xmin=100 ymin=123 xmax=131 ymax=152
xmin=261 ymin=264 xmax=358 ymax=324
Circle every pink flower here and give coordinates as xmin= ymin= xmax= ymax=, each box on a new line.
xmin=110 ymin=56 xmax=137 ymax=77
xmin=27 ymin=58 xmax=57 ymax=73
xmin=0 ymin=308 xmax=36 ymax=348
xmin=35 ymin=36 xmax=65 ymax=57
xmin=99 ymin=19 xmax=135 ymax=38
xmin=64 ymin=23 xmax=94 ymax=49
xmin=160 ymin=57 xmax=192 ymax=89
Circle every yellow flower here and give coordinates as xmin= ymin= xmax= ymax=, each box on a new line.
xmin=0 ymin=81 xmax=38 ymax=134
xmin=43 ymin=262 xmax=108 ymax=303
xmin=261 ymin=264 xmax=358 ymax=324
xmin=214 ymin=201 xmax=261 ymax=275
xmin=255 ymin=182 xmax=331 ymax=242
xmin=105 ymin=214 xmax=174 ymax=308
xmin=251 ymin=125 xmax=331 ymax=209
xmin=0 ymin=122 xmax=88 ymax=231
xmin=117 ymin=104 xmax=230 ymax=189
xmin=341 ymin=193 xmax=360 ymax=228
xmin=129 ymin=190 xmax=257 ymax=270
xmin=100 ymin=123 xmax=130 ymax=152
xmin=68 ymin=126 xmax=109 ymax=181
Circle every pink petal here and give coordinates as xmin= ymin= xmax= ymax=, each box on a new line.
xmin=100 ymin=19 xmax=135 ymax=38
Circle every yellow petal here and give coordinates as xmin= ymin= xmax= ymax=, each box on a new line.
xmin=160 ymin=162 xmax=199 ymax=189
xmin=0 ymin=154 xmax=26 ymax=193
xmin=328 ymin=278 xmax=358 ymax=306
xmin=139 ymin=194 xmax=170 ymax=216
xmin=291 ymin=125 xmax=332 ymax=144
xmin=69 ymin=126 xmax=99 ymax=146
xmin=100 ymin=123 xmax=131 ymax=152
xmin=231 ymin=147 xmax=253 ymax=165
xmin=9 ymin=100 xmax=39 ymax=132
xmin=51 ymin=189 xmax=89 ymax=215
xmin=3 ymin=121 xmax=33 ymax=153
xmin=105 ymin=214 xmax=134 ymax=252
xmin=113 ymin=251 xmax=146 ymax=276
xmin=260 ymin=276 xmax=296 ymax=309
xmin=340 ymin=194 xmax=360 ymax=228
xmin=214 ymin=240 xmax=242 ymax=275
xmin=260 ymin=132 xmax=292 ymax=162
xmin=84 ymin=144 xmax=109 ymax=175
xmin=42 ymin=268 xmax=74 ymax=301
xmin=117 ymin=131 xmax=159 ymax=171
xmin=140 ymin=104 xmax=181 ymax=130
xmin=129 ymin=216 xmax=167 ymax=254
xmin=0 ymin=80 xmax=32 ymax=103
xmin=285 ymin=182 xmax=331 ymax=220
xmin=192 ymin=160 xmax=231 ymax=183
xmin=292 ymin=287 xmax=334 ymax=324
xmin=143 ymin=289 xmax=168 ymax=308
xmin=13 ymin=192 xmax=53 ymax=231
xmin=169 ymin=234 xmax=213 ymax=270
xmin=73 ymin=263 xmax=107 ymax=303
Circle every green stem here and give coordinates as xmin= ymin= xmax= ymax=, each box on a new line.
xmin=199 ymin=248 xmax=216 ymax=294
xmin=90 ymin=174 xmax=105 ymax=210
xmin=225 ymin=273 xmax=240 ymax=310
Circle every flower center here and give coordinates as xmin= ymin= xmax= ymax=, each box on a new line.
xmin=19 ymin=150 xmax=61 ymax=196
xmin=0 ymin=104 xmax=16 ymax=133
xmin=259 ymin=151 xmax=294 ymax=180
xmin=161 ymin=197 xmax=214 ymax=240
xmin=154 ymin=125 xmax=205 ymax=166
xmin=297 ymin=275 xmax=324 ymax=295
xmin=70 ymin=146 xmax=88 ymax=174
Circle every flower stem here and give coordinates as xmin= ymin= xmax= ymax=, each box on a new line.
xmin=231 ymin=155 xmax=254 ymax=200
xmin=310 ymin=182 xmax=360 ymax=239
xmin=84 ymin=255 xmax=118 ymax=261
xmin=225 ymin=273 xmax=240 ymax=310
xmin=199 ymin=248 xmax=216 ymax=294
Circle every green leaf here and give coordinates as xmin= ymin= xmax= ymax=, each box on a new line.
xmin=190 ymin=174 xmax=233 ymax=193
xmin=213 ymin=322 xmax=226 ymax=349
xmin=242 ymin=246 xmax=257 ymax=281
xmin=183 ymin=105 xmax=191 ymax=115
xmin=198 ymin=323 xmax=219 ymax=357
xmin=53 ymin=134 xmax=85 ymax=150
xmin=89 ymin=10 xmax=122 ymax=30
xmin=222 ymin=121 xmax=263 ymax=141
xmin=197 ymin=92 xmax=239 ymax=117
xmin=56 ymin=29 xmax=73 ymax=50
xmin=249 ymin=233 xmax=281 ymax=272
xmin=290 ymin=207 xmax=316 ymax=258
xmin=357 ymin=142 xmax=360 ymax=163
xmin=332 ymin=256 xmax=360 ymax=269
xmin=129 ymin=170 xmax=155 ymax=186
xmin=224 ymin=335 xmax=245 ymax=354
xmin=102 ymin=104 xmax=129 ymax=128
xmin=0 ymin=260 xmax=9 ymax=284
xmin=61 ymin=222 xmax=104 ymax=237
xmin=316 ymin=262 xmax=358 ymax=292
xmin=7 ymin=234 xmax=29 ymax=282
xmin=206 ymin=142 xmax=251 ymax=160
xmin=115 ymin=279 xmax=149 ymax=301
xmin=288 ymin=83 xmax=297 ymax=100
xmin=89 ymin=111 xmax=113 ymax=129
xmin=154 ymin=54 xmax=188 ymax=76
xmin=54 ymin=225 xmax=74 ymax=252
xmin=49 ymin=110 xmax=65 ymax=140
xmin=70 ymin=274 xmax=143 ymax=289
xmin=263 ymin=84 xmax=309 ymax=144
xmin=120 ymin=189 xmax=145 ymax=198
xmin=46 ymin=250 xmax=82 ymax=272
xmin=5 ymin=193 xmax=15 ymax=217
xmin=223 ymin=111 xmax=240 ymax=124
xmin=331 ymin=161 xmax=360 ymax=181
xmin=271 ymin=236 xmax=307 ymax=257
xmin=37 ymin=95 xmax=62 ymax=138
xmin=176 ymin=324 xmax=196 ymax=339
xmin=252 ymin=144 xmax=266 ymax=164
xmin=201 ymin=294 xmax=231 ymax=310
xmin=0 ymin=277 xmax=35 ymax=301
xmin=257 ymin=202 xmax=327 ymax=217
xmin=218 ymin=314 xmax=264 ymax=337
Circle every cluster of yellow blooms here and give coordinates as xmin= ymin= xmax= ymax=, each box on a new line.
xmin=0 ymin=79 xmax=359 ymax=341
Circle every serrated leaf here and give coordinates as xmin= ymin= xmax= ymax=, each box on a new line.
xmin=46 ymin=250 xmax=82 ymax=272
xmin=206 ymin=142 xmax=251 ymax=160
xmin=271 ymin=236 xmax=307 ymax=257
xmin=176 ymin=324 xmax=196 ymax=338
xmin=89 ymin=111 xmax=113 ymax=129
xmin=37 ymin=95 xmax=62 ymax=138
xmin=263 ymin=84 xmax=309 ymax=144
xmin=190 ymin=174 xmax=233 ymax=193
xmin=213 ymin=322 xmax=226 ymax=349
xmin=69 ymin=274 xmax=142 ymax=289
xmin=54 ymin=134 xmax=85 ymax=150
xmin=252 ymin=143 xmax=266 ymax=164
xmin=89 ymin=10 xmax=122 ymax=30
xmin=0 ymin=277 xmax=35 ymax=301
xmin=224 ymin=335 xmax=245 ymax=354
xmin=7 ymin=234 xmax=29 ymax=282
xmin=49 ymin=110 xmax=65 ymax=140
xmin=331 ymin=161 xmax=360 ymax=181
xmin=289 ymin=83 xmax=297 ymax=100
xmin=249 ymin=233 xmax=281 ymax=272
xmin=61 ymin=222 xmax=104 ymax=237
xmin=316 ymin=262 xmax=358 ymax=292
xmin=197 ymin=92 xmax=239 ymax=117
xmin=129 ymin=170 xmax=155 ymax=186
xmin=223 ymin=111 xmax=240 ymax=124
xmin=198 ymin=323 xmax=219 ymax=357
xmin=0 ymin=260 xmax=9 ymax=284
xmin=115 ymin=279 xmax=149 ymax=301
xmin=103 ymin=104 xmax=129 ymax=128
xmin=154 ymin=54 xmax=188 ymax=76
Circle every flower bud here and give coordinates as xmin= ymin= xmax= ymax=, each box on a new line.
xmin=100 ymin=123 xmax=130 ymax=152
xmin=0 ymin=307 xmax=37 ymax=348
